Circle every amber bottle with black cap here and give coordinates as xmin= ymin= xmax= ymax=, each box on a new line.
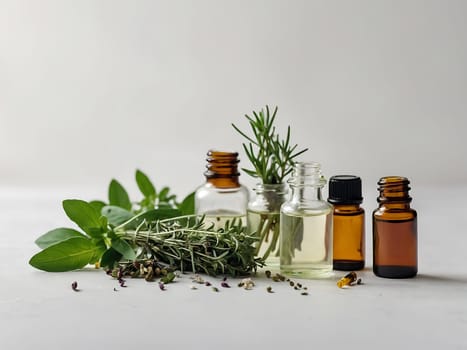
xmin=373 ymin=176 xmax=417 ymax=278
xmin=328 ymin=175 xmax=365 ymax=271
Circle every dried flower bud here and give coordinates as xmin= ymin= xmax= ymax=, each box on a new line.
xmin=159 ymin=282 xmax=166 ymax=291
xmin=71 ymin=281 xmax=79 ymax=292
xmin=265 ymin=270 xmax=272 ymax=278
xmin=266 ymin=286 xmax=274 ymax=293
xmin=205 ymin=281 xmax=212 ymax=287
xmin=221 ymin=282 xmax=230 ymax=288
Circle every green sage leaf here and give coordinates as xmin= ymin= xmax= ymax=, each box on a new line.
xmin=178 ymin=191 xmax=195 ymax=215
xmin=100 ymin=247 xmax=122 ymax=269
xmin=89 ymin=200 xmax=106 ymax=213
xmin=35 ymin=227 xmax=88 ymax=249
xmin=62 ymin=199 xmax=104 ymax=238
xmin=89 ymin=239 xmax=107 ymax=264
xmin=111 ymin=238 xmax=136 ymax=260
xmin=29 ymin=237 xmax=97 ymax=272
xmin=138 ymin=208 xmax=182 ymax=222
xmin=108 ymin=179 xmax=131 ymax=210
xmin=135 ymin=169 xmax=156 ymax=197
xmin=101 ymin=206 xmax=134 ymax=226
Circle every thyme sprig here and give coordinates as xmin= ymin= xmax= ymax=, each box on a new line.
xmin=232 ymin=105 xmax=308 ymax=184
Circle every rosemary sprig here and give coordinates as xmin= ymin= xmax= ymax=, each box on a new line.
xmin=118 ymin=216 xmax=264 ymax=276
xmin=232 ymin=105 xmax=308 ymax=184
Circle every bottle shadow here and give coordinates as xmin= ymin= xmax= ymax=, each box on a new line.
xmin=415 ymin=273 xmax=467 ymax=286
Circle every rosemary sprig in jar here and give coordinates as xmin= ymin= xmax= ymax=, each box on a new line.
xmin=232 ymin=106 xmax=308 ymax=263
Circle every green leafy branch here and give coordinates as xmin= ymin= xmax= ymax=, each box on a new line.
xmin=29 ymin=169 xmax=262 ymax=276
xmin=232 ymin=105 xmax=308 ymax=184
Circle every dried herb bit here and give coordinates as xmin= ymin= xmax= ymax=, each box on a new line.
xmin=204 ymin=281 xmax=212 ymax=287
xmin=357 ymin=278 xmax=363 ymax=285
xmin=238 ymin=278 xmax=255 ymax=290
xmin=212 ymin=287 xmax=219 ymax=292
xmin=221 ymin=282 xmax=231 ymax=288
xmin=301 ymin=291 xmax=308 ymax=296
xmin=160 ymin=272 xmax=176 ymax=284
xmin=266 ymin=286 xmax=274 ymax=293
xmin=159 ymin=282 xmax=166 ymax=291
xmin=289 ymin=281 xmax=295 ymax=287
xmin=191 ymin=274 xmax=205 ymax=284
xmin=71 ymin=281 xmax=79 ymax=292
xmin=337 ymin=272 xmax=358 ymax=288
xmin=113 ymin=287 xmax=118 ymax=292
xmin=265 ymin=270 xmax=272 ymax=278
xmin=190 ymin=285 xmax=198 ymax=290
xmin=297 ymin=283 xmax=302 ymax=288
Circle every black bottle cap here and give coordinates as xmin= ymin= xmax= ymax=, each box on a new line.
xmin=328 ymin=175 xmax=363 ymax=204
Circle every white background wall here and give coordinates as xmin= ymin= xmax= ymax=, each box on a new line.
xmin=1 ymin=0 xmax=466 ymax=199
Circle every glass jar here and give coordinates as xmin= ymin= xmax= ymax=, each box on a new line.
xmin=194 ymin=150 xmax=249 ymax=229
xmin=247 ymin=183 xmax=288 ymax=267
xmin=280 ymin=162 xmax=333 ymax=278
xmin=373 ymin=176 xmax=417 ymax=278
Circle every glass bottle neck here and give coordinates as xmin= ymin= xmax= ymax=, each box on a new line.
xmin=291 ymin=185 xmax=323 ymax=203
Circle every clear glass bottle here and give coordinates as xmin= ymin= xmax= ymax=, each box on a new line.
xmin=328 ymin=175 xmax=365 ymax=271
xmin=280 ymin=162 xmax=333 ymax=278
xmin=194 ymin=150 xmax=249 ymax=228
xmin=247 ymin=183 xmax=288 ymax=267
xmin=373 ymin=176 xmax=417 ymax=278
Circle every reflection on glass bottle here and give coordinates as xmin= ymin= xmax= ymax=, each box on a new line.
xmin=194 ymin=150 xmax=249 ymax=229
xmin=280 ymin=162 xmax=333 ymax=278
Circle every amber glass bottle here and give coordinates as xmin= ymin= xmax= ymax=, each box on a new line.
xmin=194 ymin=150 xmax=249 ymax=227
xmin=373 ymin=176 xmax=417 ymax=278
xmin=328 ymin=175 xmax=365 ymax=271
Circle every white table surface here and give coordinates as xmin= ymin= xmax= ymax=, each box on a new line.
xmin=1 ymin=185 xmax=466 ymax=350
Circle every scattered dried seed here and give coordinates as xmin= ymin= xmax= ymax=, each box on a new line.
xmin=272 ymin=276 xmax=280 ymax=282
xmin=190 ymin=285 xmax=198 ymax=290
xmin=192 ymin=275 xmax=205 ymax=284
xmin=205 ymin=281 xmax=212 ymax=286
xmin=239 ymin=278 xmax=255 ymax=290
xmin=304 ymin=287 xmax=308 ymax=291
xmin=301 ymin=292 xmax=308 ymax=296
xmin=266 ymin=286 xmax=274 ymax=293
xmin=265 ymin=270 xmax=272 ymax=278
xmin=289 ymin=281 xmax=295 ymax=287
xmin=222 ymin=276 xmax=227 ymax=282
xmin=212 ymin=287 xmax=219 ymax=292
xmin=297 ymin=283 xmax=302 ymax=288
xmin=357 ymin=278 xmax=363 ymax=285
xmin=221 ymin=282 xmax=231 ymax=288
xmin=71 ymin=281 xmax=79 ymax=292
xmin=113 ymin=287 xmax=118 ymax=292
xmin=294 ymin=286 xmax=299 ymax=290
xmin=159 ymin=282 xmax=166 ymax=291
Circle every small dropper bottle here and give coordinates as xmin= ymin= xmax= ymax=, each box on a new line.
xmin=328 ymin=175 xmax=365 ymax=271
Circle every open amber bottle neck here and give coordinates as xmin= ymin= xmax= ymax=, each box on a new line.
xmin=204 ymin=150 xmax=240 ymax=188
xmin=377 ymin=176 xmax=412 ymax=209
